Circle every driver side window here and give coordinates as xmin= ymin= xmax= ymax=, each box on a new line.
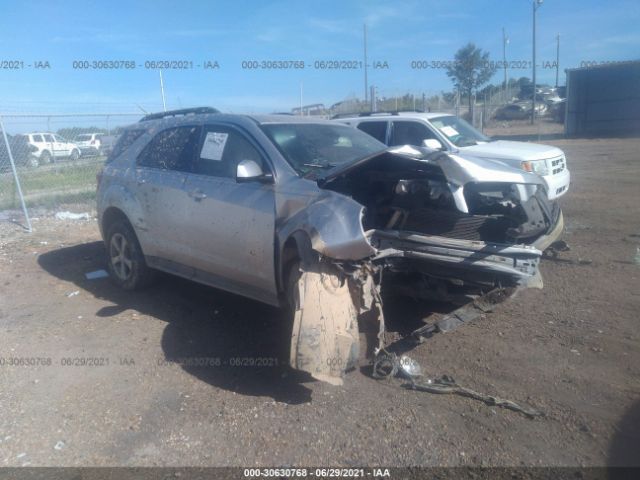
xmin=390 ymin=121 xmax=438 ymax=146
xmin=193 ymin=125 xmax=264 ymax=178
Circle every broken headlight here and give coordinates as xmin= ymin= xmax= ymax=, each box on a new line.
xmin=521 ymin=159 xmax=549 ymax=176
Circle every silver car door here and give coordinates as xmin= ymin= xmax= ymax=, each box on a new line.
xmin=183 ymin=124 xmax=277 ymax=304
xmin=134 ymin=125 xmax=201 ymax=268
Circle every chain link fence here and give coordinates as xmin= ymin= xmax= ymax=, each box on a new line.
xmin=0 ymin=113 xmax=142 ymax=227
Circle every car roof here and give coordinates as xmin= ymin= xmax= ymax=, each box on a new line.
xmin=335 ymin=112 xmax=453 ymax=122
xmin=129 ymin=112 xmax=340 ymax=131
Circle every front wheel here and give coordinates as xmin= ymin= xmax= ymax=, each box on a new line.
xmin=105 ymin=220 xmax=155 ymax=290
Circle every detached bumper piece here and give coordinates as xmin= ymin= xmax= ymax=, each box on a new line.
xmin=370 ymin=230 xmax=543 ymax=287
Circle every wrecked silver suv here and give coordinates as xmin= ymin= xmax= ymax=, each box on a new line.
xmin=97 ymin=107 xmax=563 ymax=385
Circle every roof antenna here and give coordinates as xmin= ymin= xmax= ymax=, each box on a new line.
xmin=136 ymin=104 xmax=149 ymax=114
xmin=159 ymin=70 xmax=167 ymax=112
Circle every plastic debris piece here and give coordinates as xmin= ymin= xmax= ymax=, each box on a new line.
xmin=54 ymin=441 xmax=65 ymax=450
xmin=85 ymin=269 xmax=108 ymax=280
xmin=67 ymin=291 xmax=79 ymax=297
xmin=55 ymin=211 xmax=90 ymax=221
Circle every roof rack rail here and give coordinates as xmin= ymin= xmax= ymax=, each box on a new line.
xmin=139 ymin=107 xmax=220 ymax=122
xmin=331 ymin=110 xmax=430 ymax=120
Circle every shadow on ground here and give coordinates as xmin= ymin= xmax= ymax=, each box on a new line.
xmin=37 ymin=241 xmax=450 ymax=404
xmin=608 ymin=399 xmax=640 ymax=468
xmin=38 ymin=241 xmax=313 ymax=404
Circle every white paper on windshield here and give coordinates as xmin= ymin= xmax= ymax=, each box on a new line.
xmin=200 ymin=132 xmax=229 ymax=161
xmin=440 ymin=126 xmax=459 ymax=137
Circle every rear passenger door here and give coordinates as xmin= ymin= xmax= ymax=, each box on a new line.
xmin=183 ymin=124 xmax=277 ymax=304
xmin=135 ymin=125 xmax=201 ymax=267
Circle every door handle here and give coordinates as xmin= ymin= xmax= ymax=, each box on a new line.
xmin=189 ymin=189 xmax=207 ymax=201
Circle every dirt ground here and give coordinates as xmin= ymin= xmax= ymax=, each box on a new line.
xmin=0 ymin=132 xmax=639 ymax=468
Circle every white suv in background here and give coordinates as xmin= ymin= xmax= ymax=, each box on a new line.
xmin=334 ymin=112 xmax=571 ymax=200
xmin=25 ymin=132 xmax=81 ymax=163
xmin=74 ymin=132 xmax=104 ymax=156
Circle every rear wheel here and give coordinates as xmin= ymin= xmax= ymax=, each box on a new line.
xmin=70 ymin=149 xmax=80 ymax=161
xmin=105 ymin=220 xmax=155 ymax=290
xmin=40 ymin=151 xmax=51 ymax=164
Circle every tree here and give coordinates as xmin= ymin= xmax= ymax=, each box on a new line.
xmin=446 ymin=43 xmax=496 ymax=113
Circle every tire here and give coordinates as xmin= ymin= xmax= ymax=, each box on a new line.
xmin=27 ymin=156 xmax=39 ymax=168
xmin=105 ymin=219 xmax=155 ymax=290
xmin=40 ymin=151 xmax=51 ymax=164
xmin=285 ymin=260 xmax=302 ymax=315
xmin=70 ymin=149 xmax=80 ymax=161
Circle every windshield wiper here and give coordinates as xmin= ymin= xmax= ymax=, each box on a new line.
xmin=302 ymin=162 xmax=336 ymax=169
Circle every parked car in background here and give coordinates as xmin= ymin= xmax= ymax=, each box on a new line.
xmin=24 ymin=132 xmax=81 ymax=163
xmin=334 ymin=111 xmax=570 ymax=199
xmin=0 ymin=134 xmax=40 ymax=170
xmin=99 ymin=134 xmax=120 ymax=157
xmin=74 ymin=133 xmax=104 ymax=156
xmin=98 ymin=107 xmax=564 ymax=384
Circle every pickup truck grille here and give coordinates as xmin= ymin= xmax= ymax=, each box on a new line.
xmin=548 ymin=155 xmax=566 ymax=176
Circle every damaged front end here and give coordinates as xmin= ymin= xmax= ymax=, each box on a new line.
xmin=286 ymin=146 xmax=563 ymax=384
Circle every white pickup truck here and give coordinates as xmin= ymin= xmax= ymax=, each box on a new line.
xmin=334 ymin=112 xmax=570 ymax=200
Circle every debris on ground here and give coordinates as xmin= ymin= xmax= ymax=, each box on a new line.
xmin=53 ymin=441 xmax=65 ymax=450
xmin=85 ymin=269 xmax=109 ymax=280
xmin=372 ymin=351 xmax=543 ymax=419
xmin=55 ymin=211 xmax=91 ymax=221
xmin=66 ymin=290 xmax=79 ymax=297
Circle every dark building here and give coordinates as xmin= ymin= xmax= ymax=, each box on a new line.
xmin=565 ymin=61 xmax=640 ymax=136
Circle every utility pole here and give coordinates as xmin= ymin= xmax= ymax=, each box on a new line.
xmin=555 ymin=33 xmax=560 ymax=88
xmin=531 ymin=0 xmax=543 ymax=124
xmin=364 ymin=24 xmax=368 ymax=104
xmin=502 ymin=27 xmax=509 ymax=102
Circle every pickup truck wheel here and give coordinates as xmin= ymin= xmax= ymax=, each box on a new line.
xmin=106 ymin=220 xmax=155 ymax=290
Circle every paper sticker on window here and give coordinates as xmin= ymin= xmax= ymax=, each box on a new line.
xmin=440 ymin=126 xmax=459 ymax=137
xmin=200 ymin=132 xmax=229 ymax=161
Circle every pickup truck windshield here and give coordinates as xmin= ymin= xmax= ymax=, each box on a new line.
xmin=429 ymin=115 xmax=491 ymax=147
xmin=261 ymin=123 xmax=386 ymax=176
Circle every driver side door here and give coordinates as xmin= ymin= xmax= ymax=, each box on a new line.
xmin=183 ymin=124 xmax=277 ymax=305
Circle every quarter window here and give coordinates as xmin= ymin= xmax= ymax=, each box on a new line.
xmin=137 ymin=126 xmax=201 ymax=172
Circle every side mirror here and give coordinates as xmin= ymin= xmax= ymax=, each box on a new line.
xmin=422 ymin=138 xmax=443 ymax=150
xmin=236 ymin=159 xmax=273 ymax=183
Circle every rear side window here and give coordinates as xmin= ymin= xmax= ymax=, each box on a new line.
xmin=193 ymin=125 xmax=264 ymax=178
xmin=32 ymin=134 xmax=43 ymax=142
xmin=137 ymin=126 xmax=201 ymax=172
xmin=390 ymin=121 xmax=438 ymax=147
xmin=107 ymin=129 xmax=145 ymax=162
xmin=357 ymin=121 xmax=388 ymax=144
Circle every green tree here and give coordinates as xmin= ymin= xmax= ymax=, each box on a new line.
xmin=446 ymin=43 xmax=496 ymax=113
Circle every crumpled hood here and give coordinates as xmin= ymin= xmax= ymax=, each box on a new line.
xmin=317 ymin=145 xmax=546 ymax=190
xmin=460 ymin=140 xmax=563 ymax=162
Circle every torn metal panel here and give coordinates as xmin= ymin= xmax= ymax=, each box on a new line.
xmin=289 ymin=264 xmax=360 ymax=385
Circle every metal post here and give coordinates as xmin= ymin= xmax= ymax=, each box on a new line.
xmin=0 ymin=116 xmax=32 ymax=232
xmin=555 ymin=34 xmax=560 ymax=88
xmin=299 ymin=82 xmax=303 ymax=116
xmin=159 ymin=70 xmax=167 ymax=112
xmin=364 ymin=24 xmax=368 ymax=103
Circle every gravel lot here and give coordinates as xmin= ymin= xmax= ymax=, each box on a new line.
xmin=0 ymin=131 xmax=639 ymax=468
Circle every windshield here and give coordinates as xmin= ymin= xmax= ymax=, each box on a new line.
xmin=429 ymin=115 xmax=491 ymax=147
xmin=261 ymin=123 xmax=386 ymax=176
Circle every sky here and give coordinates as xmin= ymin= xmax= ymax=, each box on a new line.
xmin=0 ymin=0 xmax=638 ymax=116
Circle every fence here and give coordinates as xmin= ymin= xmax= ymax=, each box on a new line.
xmin=0 ymin=113 xmax=141 ymax=228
